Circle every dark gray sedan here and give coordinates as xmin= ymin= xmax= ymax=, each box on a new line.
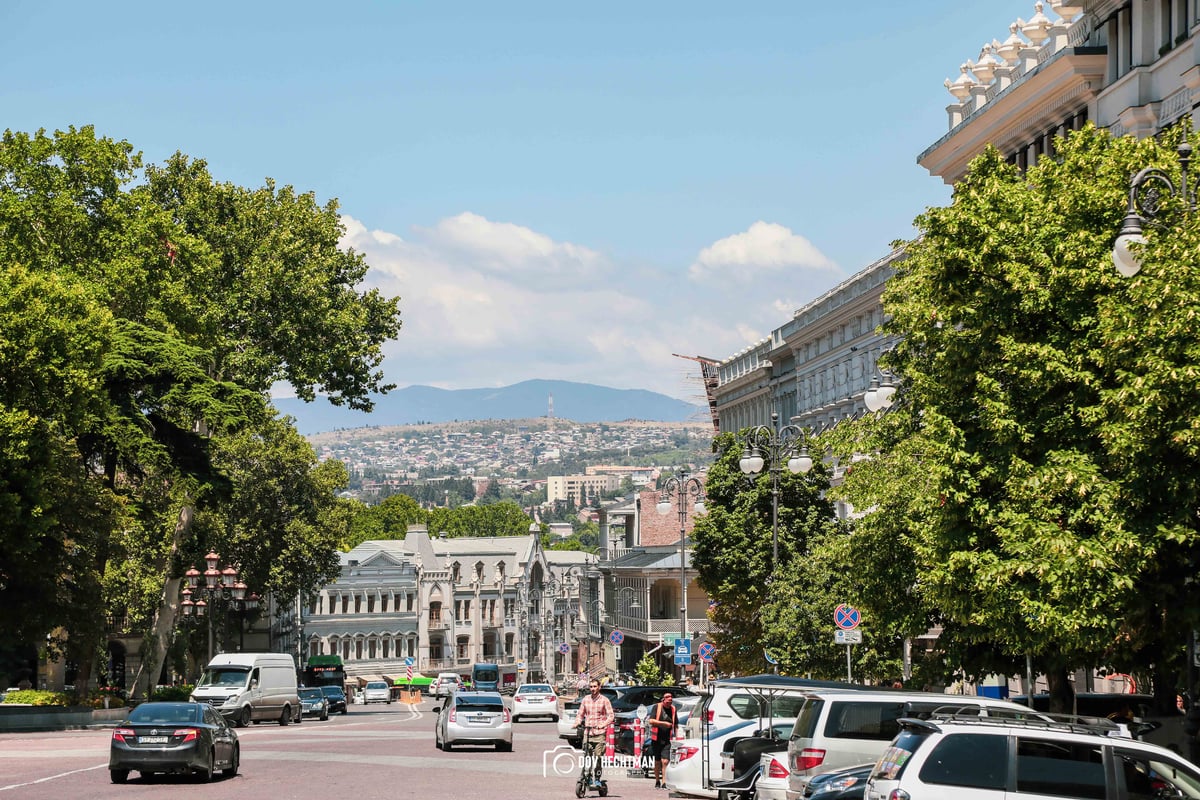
xmin=109 ymin=701 xmax=239 ymax=783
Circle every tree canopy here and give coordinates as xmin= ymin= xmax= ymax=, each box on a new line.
xmin=0 ymin=125 xmax=403 ymax=693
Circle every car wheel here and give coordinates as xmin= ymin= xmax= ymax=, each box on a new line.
xmin=109 ymin=769 xmax=129 ymax=784
xmin=295 ymin=709 xmax=303 ymax=724
xmin=198 ymin=748 xmax=214 ymax=783
xmin=279 ymin=705 xmax=291 ymax=726
xmin=553 ymin=715 xmax=560 ymax=722
xmin=342 ymin=708 xmax=349 ymax=715
xmin=497 ymin=741 xmax=512 ymax=752
xmin=443 ymin=740 xmax=453 ymax=751
xmin=321 ymin=708 xmax=329 ymax=721
xmin=238 ymin=706 xmax=251 ymax=728
xmin=222 ymin=744 xmax=240 ymax=778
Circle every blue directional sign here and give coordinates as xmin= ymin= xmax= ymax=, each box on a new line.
xmin=674 ymin=638 xmax=692 ymax=665
xmin=834 ymin=604 xmax=862 ymax=631
xmin=698 ymin=642 xmax=716 ymax=663
xmin=404 ymin=656 xmax=414 ymax=667
xmin=608 ymin=629 xmax=625 ymax=646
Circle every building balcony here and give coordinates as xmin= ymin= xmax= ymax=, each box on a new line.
xmin=427 ymin=619 xmax=451 ymax=630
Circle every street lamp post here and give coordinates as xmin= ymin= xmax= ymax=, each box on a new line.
xmin=1111 ymin=140 xmax=1198 ymax=717
xmin=181 ymin=551 xmax=258 ymax=663
xmin=738 ymin=412 xmax=814 ymax=568
xmin=656 ymin=471 xmax=705 ymax=673
xmin=1112 ymin=140 xmax=1195 ymax=276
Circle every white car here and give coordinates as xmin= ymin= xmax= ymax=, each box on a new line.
xmin=432 ymin=672 xmax=462 ymax=699
xmin=557 ymin=695 xmax=582 ymax=746
xmin=362 ymin=680 xmax=391 ymax=704
xmin=665 ymin=717 xmax=777 ymax=799
xmin=864 ymin=712 xmax=1200 ymax=800
xmin=754 ymin=751 xmax=791 ymax=800
xmin=512 ymin=683 xmax=559 ymax=722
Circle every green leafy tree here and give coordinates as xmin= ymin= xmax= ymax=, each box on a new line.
xmin=837 ymin=126 xmax=1200 ymax=711
xmin=634 ymin=652 xmax=668 ymax=686
xmin=691 ymin=432 xmax=842 ymax=676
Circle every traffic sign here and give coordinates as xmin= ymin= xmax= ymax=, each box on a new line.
xmin=558 ymin=642 xmax=570 ymax=655
xmin=835 ymin=629 xmax=863 ymax=644
xmin=404 ymin=656 xmax=414 ymax=667
xmin=698 ymin=642 xmax=716 ymax=662
xmin=674 ymin=638 xmax=692 ymax=665
xmin=608 ymin=629 xmax=625 ymax=646
xmin=834 ymin=603 xmax=862 ymax=631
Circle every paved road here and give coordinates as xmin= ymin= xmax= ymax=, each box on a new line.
xmin=0 ymin=698 xmax=667 ymax=800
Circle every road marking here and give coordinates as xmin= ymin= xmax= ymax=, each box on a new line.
xmin=0 ymin=763 xmax=106 ymax=792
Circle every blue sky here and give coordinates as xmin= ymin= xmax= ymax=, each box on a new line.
xmin=3 ymin=1 xmax=1033 ymax=403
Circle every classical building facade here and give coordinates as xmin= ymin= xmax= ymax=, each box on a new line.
xmin=299 ymin=526 xmax=597 ymax=687
xmin=711 ymin=249 xmax=901 ymax=441
xmin=922 ymin=0 xmax=1200 ymax=184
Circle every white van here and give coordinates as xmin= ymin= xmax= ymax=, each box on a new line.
xmin=191 ymin=652 xmax=301 ymax=728
xmin=784 ymin=689 xmax=1044 ymax=800
xmin=686 ymin=674 xmax=866 ymax=738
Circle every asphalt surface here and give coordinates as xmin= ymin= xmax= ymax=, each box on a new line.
xmin=0 ymin=697 xmax=672 ymax=800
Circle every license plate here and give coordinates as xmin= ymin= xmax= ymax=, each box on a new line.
xmin=470 ymin=715 xmax=491 ymax=723
xmin=140 ymin=736 xmax=169 ymax=744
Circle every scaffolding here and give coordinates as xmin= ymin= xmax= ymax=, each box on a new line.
xmin=672 ymin=354 xmax=721 ymax=435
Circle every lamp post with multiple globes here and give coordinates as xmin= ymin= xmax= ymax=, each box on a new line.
xmin=181 ymin=552 xmax=259 ymax=662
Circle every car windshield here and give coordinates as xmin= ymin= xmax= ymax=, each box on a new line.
xmin=300 ymin=688 xmax=322 ymax=699
xmin=320 ymin=687 xmax=344 ymax=697
xmin=367 ymin=681 xmax=387 ymax=689
xmin=519 ymin=684 xmax=552 ymax=693
xmin=197 ymin=666 xmax=249 ymax=687
xmin=127 ymin=703 xmax=199 ymax=725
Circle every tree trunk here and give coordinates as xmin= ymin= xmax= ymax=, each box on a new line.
xmin=130 ymin=504 xmax=193 ymax=700
xmin=1045 ymin=665 xmax=1075 ymax=714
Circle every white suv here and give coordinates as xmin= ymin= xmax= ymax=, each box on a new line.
xmin=865 ymin=713 xmax=1200 ymax=799
xmin=362 ymin=680 xmax=392 ymax=704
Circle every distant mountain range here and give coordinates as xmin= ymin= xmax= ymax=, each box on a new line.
xmin=273 ymin=379 xmax=705 ymax=435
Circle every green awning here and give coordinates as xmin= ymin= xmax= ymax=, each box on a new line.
xmin=394 ymin=675 xmax=433 ymax=687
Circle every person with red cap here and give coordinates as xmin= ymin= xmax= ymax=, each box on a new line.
xmin=647 ymin=691 xmax=678 ymax=789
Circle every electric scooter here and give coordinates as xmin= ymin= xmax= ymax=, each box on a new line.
xmin=574 ymin=730 xmax=609 ymax=797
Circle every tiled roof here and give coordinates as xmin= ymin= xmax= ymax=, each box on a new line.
xmin=637 ymin=482 xmax=705 ymax=547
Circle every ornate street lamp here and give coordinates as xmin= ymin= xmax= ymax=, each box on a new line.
xmin=181 ymin=551 xmax=258 ymax=662
xmin=1112 ymin=140 xmax=1195 ymax=276
xmin=738 ymin=412 xmax=814 ymax=568
xmin=656 ymin=471 xmax=705 ymax=665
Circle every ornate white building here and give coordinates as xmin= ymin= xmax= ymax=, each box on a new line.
xmin=300 ymin=526 xmax=593 ymax=687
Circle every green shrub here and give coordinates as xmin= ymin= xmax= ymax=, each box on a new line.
xmin=151 ymin=685 xmax=194 ymax=702
xmin=1 ymin=689 xmax=73 ymax=707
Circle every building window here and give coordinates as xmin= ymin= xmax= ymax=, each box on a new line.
xmin=407 ymin=593 xmax=414 ymax=612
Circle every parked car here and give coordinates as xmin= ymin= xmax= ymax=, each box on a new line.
xmin=557 ymin=694 xmax=583 ymax=747
xmin=754 ymin=751 xmax=798 ymax=800
xmin=718 ymin=718 xmax=795 ymax=782
xmin=664 ymin=718 xmax=798 ymax=799
xmin=512 ymin=683 xmax=558 ymax=722
xmin=432 ymin=672 xmax=462 ymax=699
xmin=434 ymin=690 xmax=513 ymax=751
xmin=801 ymin=763 xmax=872 ymax=800
xmin=109 ymin=701 xmax=239 ymax=783
xmin=362 ymin=680 xmax=391 ymax=705
xmin=318 ymin=685 xmax=348 ymax=715
xmin=299 ymin=687 xmax=330 ymax=720
xmin=786 ymin=689 xmax=1043 ymax=798
xmin=863 ymin=711 xmax=1200 ymax=800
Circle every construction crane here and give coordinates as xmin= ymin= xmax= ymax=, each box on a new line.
xmin=673 ymin=353 xmax=721 ymax=435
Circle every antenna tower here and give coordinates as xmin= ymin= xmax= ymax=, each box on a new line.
xmin=548 ymin=392 xmax=555 ymax=431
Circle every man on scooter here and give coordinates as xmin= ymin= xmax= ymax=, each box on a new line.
xmin=575 ymin=678 xmax=614 ymax=787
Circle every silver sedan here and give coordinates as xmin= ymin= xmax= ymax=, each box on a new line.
xmin=434 ymin=691 xmax=513 ymax=752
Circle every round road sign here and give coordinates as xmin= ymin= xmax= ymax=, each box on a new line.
xmin=834 ymin=603 xmax=862 ymax=630
xmin=698 ymin=642 xmax=717 ymax=662
xmin=608 ymin=629 xmax=625 ymax=646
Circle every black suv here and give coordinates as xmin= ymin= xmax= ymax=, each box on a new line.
xmin=318 ymin=685 xmax=348 ymax=715
xmin=605 ymin=685 xmax=699 ymax=755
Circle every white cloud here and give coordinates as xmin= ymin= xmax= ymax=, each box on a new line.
xmin=337 ymin=212 xmax=844 ymax=401
xmin=689 ymin=221 xmax=838 ymax=282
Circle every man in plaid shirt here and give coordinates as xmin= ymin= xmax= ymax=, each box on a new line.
xmin=575 ymin=678 xmax=614 ymax=784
